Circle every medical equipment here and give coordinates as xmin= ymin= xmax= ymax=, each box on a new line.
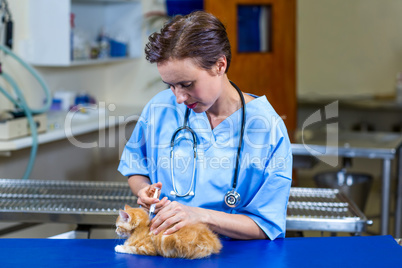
xmin=0 ymin=0 xmax=12 ymax=49
xmin=0 ymin=1 xmax=51 ymax=179
xmin=0 ymin=44 xmax=51 ymax=180
xmin=169 ymin=81 xmax=246 ymax=208
xmin=149 ymin=187 xmax=160 ymax=218
xmin=169 ymin=107 xmax=197 ymax=197
xmin=0 ymin=112 xmax=47 ymax=140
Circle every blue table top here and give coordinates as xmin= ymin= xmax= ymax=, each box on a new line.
xmin=1 ymin=235 xmax=401 ymax=267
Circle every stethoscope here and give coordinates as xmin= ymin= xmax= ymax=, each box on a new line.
xmin=169 ymin=81 xmax=246 ymax=208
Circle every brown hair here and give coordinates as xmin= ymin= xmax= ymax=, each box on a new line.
xmin=145 ymin=11 xmax=232 ymax=73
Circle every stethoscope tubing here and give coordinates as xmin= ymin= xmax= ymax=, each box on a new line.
xmin=170 ymin=124 xmax=197 ymax=197
xmin=231 ymin=81 xmax=246 ymax=189
xmin=169 ymin=81 xmax=246 ymax=199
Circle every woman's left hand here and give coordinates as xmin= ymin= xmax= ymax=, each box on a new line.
xmin=150 ymin=201 xmax=204 ymax=235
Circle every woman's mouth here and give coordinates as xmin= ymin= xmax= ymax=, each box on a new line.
xmin=186 ymin=102 xmax=197 ymax=109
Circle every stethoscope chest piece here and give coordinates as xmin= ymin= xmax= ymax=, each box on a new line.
xmin=224 ymin=189 xmax=241 ymax=208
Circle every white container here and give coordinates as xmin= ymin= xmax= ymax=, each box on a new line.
xmin=54 ymin=91 xmax=76 ymax=111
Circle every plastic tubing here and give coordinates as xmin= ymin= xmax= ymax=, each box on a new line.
xmin=0 ymin=44 xmax=51 ymax=180
xmin=0 ymin=44 xmax=51 ymax=112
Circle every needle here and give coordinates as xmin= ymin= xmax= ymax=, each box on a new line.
xmin=149 ymin=187 xmax=159 ymax=218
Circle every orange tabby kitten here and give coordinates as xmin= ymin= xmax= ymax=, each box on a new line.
xmin=115 ymin=205 xmax=222 ymax=259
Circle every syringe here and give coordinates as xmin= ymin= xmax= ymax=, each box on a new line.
xmin=149 ymin=187 xmax=160 ymax=219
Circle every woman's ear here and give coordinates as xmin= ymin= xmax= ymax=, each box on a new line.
xmin=215 ymin=56 xmax=227 ymax=75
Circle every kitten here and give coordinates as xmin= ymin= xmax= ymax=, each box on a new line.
xmin=115 ymin=205 xmax=222 ymax=259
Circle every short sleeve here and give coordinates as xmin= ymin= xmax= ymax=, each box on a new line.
xmin=118 ymin=113 xmax=150 ymax=178
xmin=237 ymin=120 xmax=292 ymax=240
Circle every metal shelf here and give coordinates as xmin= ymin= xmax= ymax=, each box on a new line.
xmin=0 ymin=180 xmax=371 ymax=234
xmin=0 ymin=179 xmax=136 ymax=225
xmin=287 ymin=187 xmax=371 ymax=234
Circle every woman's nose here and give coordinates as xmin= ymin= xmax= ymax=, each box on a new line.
xmin=175 ymin=88 xmax=188 ymax=104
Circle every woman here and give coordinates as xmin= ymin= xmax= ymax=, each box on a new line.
xmin=118 ymin=11 xmax=292 ymax=240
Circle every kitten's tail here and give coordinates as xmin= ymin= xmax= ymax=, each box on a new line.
xmin=205 ymin=231 xmax=223 ymax=254
xmin=185 ymin=230 xmax=222 ymax=259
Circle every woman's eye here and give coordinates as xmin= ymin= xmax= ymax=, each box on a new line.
xmin=181 ymin=83 xmax=192 ymax=88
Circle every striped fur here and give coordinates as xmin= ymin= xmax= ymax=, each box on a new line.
xmin=114 ymin=205 xmax=222 ymax=259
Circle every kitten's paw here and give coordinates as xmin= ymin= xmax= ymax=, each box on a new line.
xmin=115 ymin=245 xmax=139 ymax=254
xmin=115 ymin=245 xmax=127 ymax=253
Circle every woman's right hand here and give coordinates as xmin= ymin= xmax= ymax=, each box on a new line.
xmin=136 ymin=182 xmax=169 ymax=213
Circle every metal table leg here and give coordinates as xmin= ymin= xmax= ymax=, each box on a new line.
xmin=381 ymin=159 xmax=392 ymax=235
xmin=395 ymin=148 xmax=402 ymax=238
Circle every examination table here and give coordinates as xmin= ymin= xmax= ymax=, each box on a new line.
xmin=0 ymin=235 xmax=402 ymax=267
xmin=0 ymin=179 xmax=401 ymax=267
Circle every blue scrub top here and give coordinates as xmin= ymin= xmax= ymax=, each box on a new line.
xmin=118 ymin=89 xmax=292 ymax=240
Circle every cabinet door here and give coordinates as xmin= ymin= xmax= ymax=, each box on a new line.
xmin=26 ymin=0 xmax=71 ymax=66
xmin=205 ymin=0 xmax=297 ymax=136
xmin=21 ymin=0 xmax=142 ymax=66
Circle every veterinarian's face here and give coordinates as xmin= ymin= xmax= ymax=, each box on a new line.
xmin=157 ymin=58 xmax=224 ymax=114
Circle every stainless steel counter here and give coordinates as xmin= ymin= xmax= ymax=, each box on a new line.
xmin=291 ymin=130 xmax=402 ymax=236
xmin=292 ymin=130 xmax=402 ymax=159
xmin=0 ymin=179 xmax=370 ymax=235
xmin=0 ymin=179 xmax=136 ymax=225
xmin=287 ymin=187 xmax=370 ymax=234
xmin=299 ymin=97 xmax=402 ymax=112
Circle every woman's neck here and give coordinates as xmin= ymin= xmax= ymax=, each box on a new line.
xmin=206 ymin=76 xmax=242 ymax=129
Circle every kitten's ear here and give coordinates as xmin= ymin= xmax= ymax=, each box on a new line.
xmin=124 ymin=204 xmax=132 ymax=210
xmin=119 ymin=210 xmax=130 ymax=222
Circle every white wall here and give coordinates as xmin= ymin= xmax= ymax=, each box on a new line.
xmin=298 ymin=0 xmax=402 ymax=99
xmin=103 ymin=0 xmax=167 ymax=106
xmin=2 ymin=0 xmax=402 ymax=181
xmin=6 ymin=0 xmax=402 ymax=109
